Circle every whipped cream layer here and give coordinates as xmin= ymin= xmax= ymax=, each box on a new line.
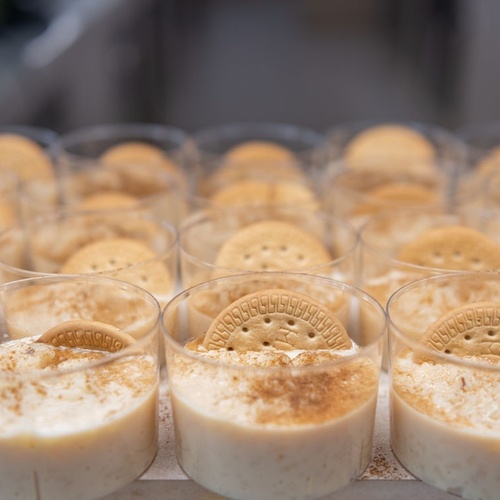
xmin=391 ymin=349 xmax=500 ymax=500
xmin=0 ymin=337 xmax=157 ymax=435
xmin=393 ymin=349 xmax=500 ymax=432
xmin=0 ymin=336 xmax=159 ymax=500
xmin=169 ymin=344 xmax=379 ymax=500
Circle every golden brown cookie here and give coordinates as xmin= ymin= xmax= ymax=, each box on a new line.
xmin=353 ymin=182 xmax=438 ymax=216
xmin=101 ymin=141 xmax=177 ymax=172
xmin=0 ymin=133 xmax=53 ymax=180
xmin=476 ymin=146 xmax=500 ymax=175
xmin=101 ymin=141 xmax=186 ymax=191
xmin=78 ymin=192 xmax=139 ymax=210
xmin=203 ymin=288 xmax=352 ymax=352
xmin=397 ymin=225 xmax=500 ymax=270
xmin=344 ymin=125 xmax=435 ymax=173
xmin=214 ymin=220 xmax=331 ymax=271
xmin=225 ymin=140 xmax=295 ymax=163
xmin=0 ymin=200 xmax=16 ymax=229
xmin=59 ymin=237 xmax=172 ymax=301
xmin=422 ymin=301 xmax=500 ymax=361
xmin=37 ymin=319 xmax=135 ymax=352
xmin=210 ymin=180 xmax=318 ymax=210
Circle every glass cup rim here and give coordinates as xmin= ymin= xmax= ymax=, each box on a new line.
xmin=178 ymin=208 xmax=359 ymax=273
xmin=0 ymin=125 xmax=59 ymax=148
xmin=161 ymin=271 xmax=387 ymax=371
xmin=190 ymin=121 xmax=325 ymax=155
xmin=386 ymin=271 xmax=500 ymax=372
xmin=358 ymin=206 xmax=500 ymax=273
xmin=0 ymin=207 xmax=178 ymax=278
xmin=53 ymin=122 xmax=189 ymax=158
xmin=0 ymin=274 xmax=161 ymax=380
xmin=325 ymin=118 xmax=465 ymax=144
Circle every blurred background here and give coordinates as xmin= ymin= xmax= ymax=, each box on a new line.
xmin=0 ymin=0 xmax=498 ymax=134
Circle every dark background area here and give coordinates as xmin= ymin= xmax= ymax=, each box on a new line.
xmin=0 ymin=0 xmax=499 ymax=134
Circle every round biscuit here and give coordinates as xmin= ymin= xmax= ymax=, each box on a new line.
xmin=210 ymin=180 xmax=318 ymax=210
xmin=37 ymin=319 xmax=135 ymax=352
xmin=353 ymin=182 xmax=438 ymax=216
xmin=225 ymin=140 xmax=295 ymax=163
xmin=101 ymin=141 xmax=186 ymax=191
xmin=0 ymin=133 xmax=53 ymax=180
xmin=60 ymin=237 xmax=172 ymax=299
xmin=421 ymin=301 xmax=500 ymax=361
xmin=210 ymin=161 xmax=304 ymax=188
xmin=397 ymin=225 xmax=500 ymax=270
xmin=78 ymin=192 xmax=139 ymax=210
xmin=0 ymin=200 xmax=16 ymax=228
xmin=344 ymin=125 xmax=435 ymax=173
xmin=476 ymin=146 xmax=500 ymax=175
xmin=214 ymin=220 xmax=331 ymax=271
xmin=101 ymin=141 xmax=178 ymax=173
xmin=203 ymin=288 xmax=352 ymax=352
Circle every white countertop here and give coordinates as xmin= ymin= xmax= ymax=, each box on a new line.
xmin=102 ymin=372 xmax=457 ymax=500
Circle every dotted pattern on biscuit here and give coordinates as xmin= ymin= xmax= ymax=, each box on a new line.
xmin=422 ymin=301 xmax=500 ymax=360
xmin=203 ymin=288 xmax=351 ymax=352
xmin=214 ymin=220 xmax=332 ymax=271
xmin=397 ymin=225 xmax=500 ymax=270
xmin=37 ymin=320 xmax=135 ymax=352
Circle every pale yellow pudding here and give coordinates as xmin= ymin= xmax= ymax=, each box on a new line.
xmin=0 ymin=337 xmax=158 ymax=500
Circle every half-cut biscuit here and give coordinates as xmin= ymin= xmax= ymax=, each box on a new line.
xmin=397 ymin=225 xmax=500 ymax=270
xmin=0 ymin=133 xmax=53 ymax=180
xmin=345 ymin=125 xmax=435 ymax=174
xmin=210 ymin=180 xmax=318 ymax=210
xmin=422 ymin=301 xmax=500 ymax=361
xmin=353 ymin=182 xmax=438 ymax=216
xmin=214 ymin=220 xmax=331 ymax=271
xmin=37 ymin=319 xmax=135 ymax=352
xmin=203 ymin=288 xmax=352 ymax=352
xmin=60 ymin=237 xmax=172 ymax=302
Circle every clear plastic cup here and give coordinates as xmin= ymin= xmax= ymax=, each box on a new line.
xmin=189 ymin=122 xmax=326 ymax=193
xmin=162 ymin=271 xmax=386 ymax=500
xmin=179 ymin=206 xmax=358 ymax=289
xmin=0 ymin=274 xmax=161 ymax=500
xmin=0 ymin=171 xmax=20 ymax=230
xmin=326 ymin=119 xmax=466 ymax=173
xmin=322 ymin=168 xmax=456 ymax=229
xmin=0 ymin=207 xmax=178 ymax=308
xmin=53 ymin=123 xmax=189 ymax=226
xmin=387 ymin=272 xmax=500 ymax=500
xmin=458 ymin=120 xmax=500 ymax=175
xmin=358 ymin=207 xmax=500 ymax=309
xmin=0 ymin=125 xmax=59 ymax=222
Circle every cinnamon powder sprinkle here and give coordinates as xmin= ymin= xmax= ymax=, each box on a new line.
xmin=248 ymin=360 xmax=378 ymax=425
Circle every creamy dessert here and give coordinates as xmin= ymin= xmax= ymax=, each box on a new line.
xmin=170 ymin=349 xmax=378 ymax=500
xmin=0 ymin=335 xmax=158 ymax=500
xmin=391 ymin=351 xmax=499 ymax=500
xmin=164 ymin=284 xmax=384 ymax=500
xmin=388 ymin=276 xmax=500 ymax=500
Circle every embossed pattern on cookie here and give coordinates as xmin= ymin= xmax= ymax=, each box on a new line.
xmin=421 ymin=301 xmax=500 ymax=361
xmin=397 ymin=225 xmax=500 ymax=270
xmin=59 ymin=237 xmax=172 ymax=298
xmin=203 ymin=288 xmax=352 ymax=352
xmin=214 ymin=220 xmax=331 ymax=271
xmin=37 ymin=319 xmax=135 ymax=352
